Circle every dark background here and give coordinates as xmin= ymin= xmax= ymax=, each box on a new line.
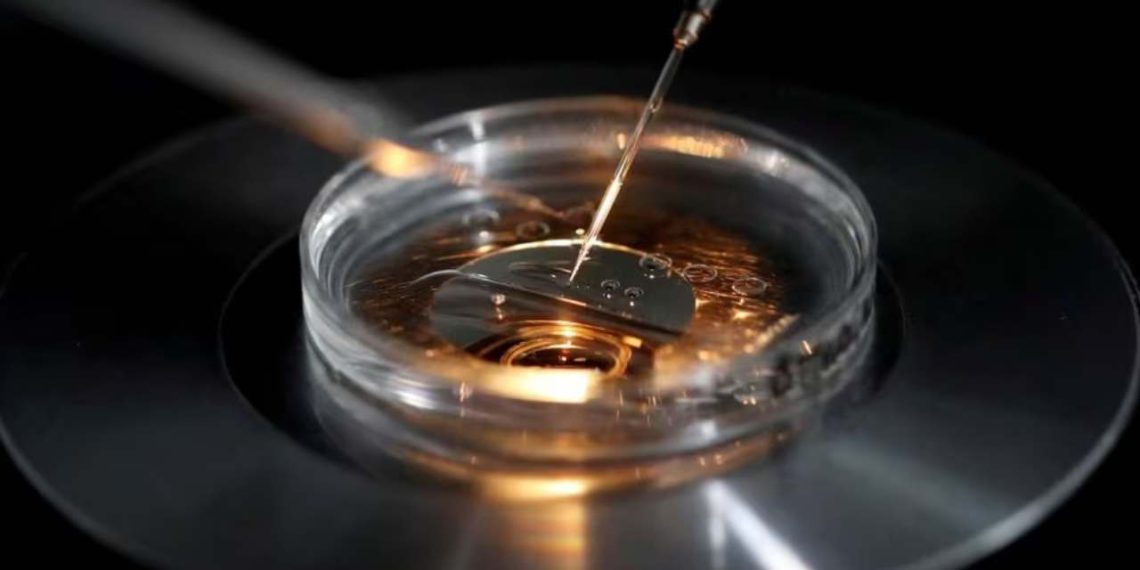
xmin=1 ymin=1 xmax=1135 ymax=567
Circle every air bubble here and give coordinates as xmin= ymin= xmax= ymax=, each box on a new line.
xmin=462 ymin=208 xmax=500 ymax=228
xmin=515 ymin=220 xmax=551 ymax=240
xmin=682 ymin=264 xmax=717 ymax=284
xmin=732 ymin=277 xmax=770 ymax=296
xmin=624 ymin=286 xmax=645 ymax=299
xmin=490 ymin=293 xmax=506 ymax=306
xmin=639 ymin=253 xmax=672 ymax=277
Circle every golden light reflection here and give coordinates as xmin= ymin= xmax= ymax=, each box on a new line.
xmin=403 ymin=426 xmax=793 ymax=502
xmin=621 ymin=335 xmax=644 ymax=349
xmin=487 ymin=499 xmax=588 ymax=570
xmin=647 ymin=132 xmax=747 ymax=159
xmin=482 ymin=368 xmax=597 ymax=404
xmin=483 ymin=476 xmax=591 ymax=502
xmin=731 ymin=309 xmax=756 ymax=321
xmin=462 ymin=320 xmax=635 ymax=403
xmin=364 ymin=138 xmax=442 ymax=179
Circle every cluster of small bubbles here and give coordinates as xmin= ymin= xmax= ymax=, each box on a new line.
xmin=624 ymin=286 xmax=645 ymax=300
xmin=681 ymin=263 xmax=717 ymax=284
xmin=462 ymin=208 xmax=500 ymax=228
xmin=732 ymin=276 xmax=770 ymax=297
xmin=514 ymin=220 xmax=551 ymax=240
xmin=639 ymin=253 xmax=672 ymax=278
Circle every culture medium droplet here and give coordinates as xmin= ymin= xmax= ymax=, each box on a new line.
xmin=639 ymin=253 xmax=671 ymax=277
xmin=732 ymin=276 xmax=769 ymax=296
xmin=682 ymin=263 xmax=717 ymax=284
xmin=601 ymin=279 xmax=621 ymax=292
xmin=624 ymin=286 xmax=645 ymax=299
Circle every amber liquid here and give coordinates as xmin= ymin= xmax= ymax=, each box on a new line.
xmin=349 ymin=197 xmax=796 ymax=384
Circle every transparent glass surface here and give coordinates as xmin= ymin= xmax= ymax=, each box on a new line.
xmin=301 ymin=97 xmax=876 ymax=493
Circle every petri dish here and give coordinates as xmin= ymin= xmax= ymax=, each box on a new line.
xmin=300 ymin=97 xmax=877 ymax=497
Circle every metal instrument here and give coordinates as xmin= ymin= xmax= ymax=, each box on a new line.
xmin=569 ymin=0 xmax=722 ymax=280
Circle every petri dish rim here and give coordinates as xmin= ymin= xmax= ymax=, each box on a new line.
xmin=299 ymin=96 xmax=879 ymax=466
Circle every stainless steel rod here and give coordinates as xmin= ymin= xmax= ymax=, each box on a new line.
xmin=9 ymin=0 xmax=420 ymax=166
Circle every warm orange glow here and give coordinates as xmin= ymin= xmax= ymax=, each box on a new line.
xmin=731 ymin=309 xmax=756 ymax=321
xmin=485 ymin=368 xmax=597 ymax=404
xmin=299 ymin=109 xmax=358 ymax=154
xmin=364 ymin=139 xmax=441 ymax=179
xmin=498 ymin=500 xmax=588 ymax=566
xmin=483 ymin=476 xmax=592 ymax=501
xmin=649 ymin=132 xmax=746 ymax=159
xmin=461 ymin=320 xmax=637 ymax=402
xmin=399 ymin=425 xmax=793 ymax=503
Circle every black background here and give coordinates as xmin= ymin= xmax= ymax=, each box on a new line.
xmin=1 ymin=1 xmax=1135 ymax=567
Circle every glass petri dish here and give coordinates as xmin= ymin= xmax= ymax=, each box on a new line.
xmin=301 ymin=97 xmax=876 ymax=496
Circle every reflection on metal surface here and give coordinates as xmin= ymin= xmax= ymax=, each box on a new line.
xmin=505 ymin=501 xmax=588 ymax=570
xmin=709 ymin=491 xmax=728 ymax=570
xmin=397 ymin=429 xmax=790 ymax=501
xmin=452 ymin=501 xmax=588 ymax=570
xmin=827 ymin=437 xmax=1006 ymax=530
xmin=706 ymin=481 xmax=814 ymax=570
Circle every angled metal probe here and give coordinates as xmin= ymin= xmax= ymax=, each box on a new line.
xmin=568 ymin=0 xmax=722 ymax=282
xmin=6 ymin=0 xmax=448 ymax=179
